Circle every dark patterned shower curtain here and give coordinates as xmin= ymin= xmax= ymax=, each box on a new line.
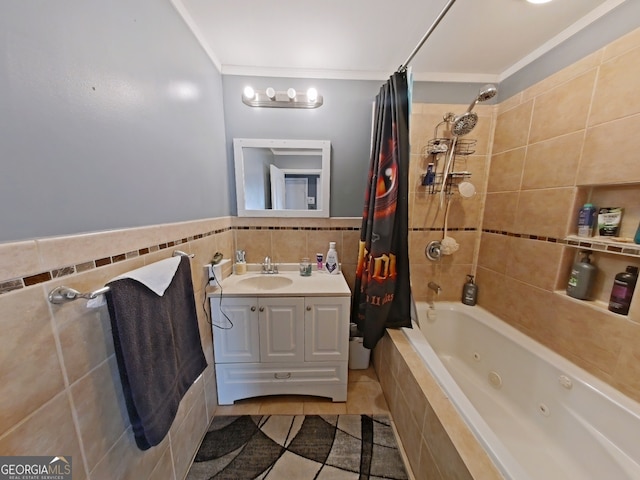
xmin=351 ymin=71 xmax=412 ymax=349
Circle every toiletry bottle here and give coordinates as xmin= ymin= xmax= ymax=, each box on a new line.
xmin=634 ymin=222 xmax=640 ymax=245
xmin=566 ymin=251 xmax=597 ymax=300
xmin=577 ymin=203 xmax=597 ymax=237
xmin=608 ymin=265 xmax=639 ymax=315
xmin=325 ymin=242 xmax=339 ymax=274
xmin=461 ymin=275 xmax=478 ymax=306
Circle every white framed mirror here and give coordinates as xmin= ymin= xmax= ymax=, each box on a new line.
xmin=233 ymin=138 xmax=331 ymax=217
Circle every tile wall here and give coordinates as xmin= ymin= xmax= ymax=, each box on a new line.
xmin=408 ymin=102 xmax=494 ymax=302
xmin=477 ymin=27 xmax=640 ymax=403
xmin=0 ymin=215 xmax=360 ymax=479
xmin=373 ymin=329 xmax=502 ymax=480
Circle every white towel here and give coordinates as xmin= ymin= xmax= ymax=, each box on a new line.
xmin=87 ymin=256 xmax=182 ymax=308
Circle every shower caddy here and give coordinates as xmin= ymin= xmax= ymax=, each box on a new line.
xmin=421 ymin=113 xmax=476 ymax=196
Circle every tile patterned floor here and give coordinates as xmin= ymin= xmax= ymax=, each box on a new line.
xmin=207 ymin=365 xmax=416 ymax=479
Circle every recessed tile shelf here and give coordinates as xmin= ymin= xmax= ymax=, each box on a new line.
xmin=565 ymin=235 xmax=640 ymax=258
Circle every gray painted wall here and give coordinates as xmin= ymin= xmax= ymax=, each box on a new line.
xmin=0 ymin=1 xmax=229 ymax=243
xmin=222 ymin=76 xmax=491 ymax=217
xmin=499 ymin=0 xmax=640 ymax=101
xmin=1 ymin=1 xmax=637 ymax=242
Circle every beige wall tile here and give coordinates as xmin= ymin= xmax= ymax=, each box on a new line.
xmin=475 ymin=267 xmax=508 ymax=319
xmin=590 ymin=44 xmax=640 ymax=126
xmin=89 ymin=427 xmax=169 ymax=480
xmin=522 ymin=132 xmax=582 ymax=189
xmin=477 ymin=232 xmax=510 ymax=274
xmin=0 ymin=392 xmax=87 ymax=480
xmin=492 ymin=100 xmax=533 ymax=154
xmin=0 ymin=286 xmax=65 ymax=434
xmin=578 ymin=114 xmax=640 ymax=185
xmin=487 ymin=148 xmax=525 ymax=192
xmin=170 ymin=381 xmax=208 ymax=480
xmin=482 ymin=192 xmax=519 ymax=231
xmin=0 ymin=240 xmax=40 ymax=281
xmin=513 ymin=188 xmax=575 ymax=238
xmin=70 ymin=357 xmax=130 ymax=470
xmin=501 ymin=278 xmax=557 ymax=336
xmin=548 ymin=295 xmax=625 ymax=376
xmin=234 ymin=229 xmax=272 ymax=264
xmin=505 ymin=237 xmax=564 ymax=291
xmin=529 ymin=70 xmax=596 ymax=144
xmin=522 ymin=50 xmax=602 ymax=102
xmin=270 ymin=229 xmax=308 ymax=263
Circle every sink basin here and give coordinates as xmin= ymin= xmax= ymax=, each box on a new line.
xmin=237 ymin=275 xmax=294 ymax=290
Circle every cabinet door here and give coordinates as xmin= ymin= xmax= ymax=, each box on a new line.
xmin=305 ymin=297 xmax=349 ymax=362
xmin=259 ymin=297 xmax=304 ymax=363
xmin=211 ymin=297 xmax=259 ymax=363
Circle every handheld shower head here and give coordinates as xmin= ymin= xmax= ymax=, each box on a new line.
xmin=465 ymin=84 xmax=498 ymax=113
xmin=452 ymin=84 xmax=497 ymax=136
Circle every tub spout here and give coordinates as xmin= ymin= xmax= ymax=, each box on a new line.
xmin=428 ymin=282 xmax=441 ymax=295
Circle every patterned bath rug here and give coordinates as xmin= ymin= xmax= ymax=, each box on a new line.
xmin=187 ymin=414 xmax=409 ymax=480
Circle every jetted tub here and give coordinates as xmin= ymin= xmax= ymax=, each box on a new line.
xmin=403 ymin=301 xmax=640 ymax=479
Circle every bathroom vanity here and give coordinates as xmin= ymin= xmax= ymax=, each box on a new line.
xmin=208 ymin=266 xmax=351 ymax=405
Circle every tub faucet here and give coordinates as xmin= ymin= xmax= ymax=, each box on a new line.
xmin=428 ymin=282 xmax=441 ymax=295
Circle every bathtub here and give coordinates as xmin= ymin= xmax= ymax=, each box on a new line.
xmin=404 ymin=301 xmax=640 ymax=480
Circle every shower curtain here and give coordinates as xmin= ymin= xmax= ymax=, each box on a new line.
xmin=351 ymin=71 xmax=412 ymax=349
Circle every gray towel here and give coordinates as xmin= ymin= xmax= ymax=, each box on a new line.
xmin=106 ymin=256 xmax=207 ymax=450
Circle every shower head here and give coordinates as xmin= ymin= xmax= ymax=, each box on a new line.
xmin=451 ymin=112 xmax=478 ymax=136
xmin=451 ymin=84 xmax=497 ymax=136
xmin=465 ymin=84 xmax=498 ymax=113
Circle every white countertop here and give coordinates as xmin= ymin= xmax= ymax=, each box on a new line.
xmin=206 ymin=264 xmax=352 ymax=297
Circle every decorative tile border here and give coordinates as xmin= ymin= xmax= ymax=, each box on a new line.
xmin=0 ymin=224 xmax=362 ymax=297
xmin=482 ymin=229 xmax=565 ymax=245
xmin=0 ymin=228 xmax=229 ymax=296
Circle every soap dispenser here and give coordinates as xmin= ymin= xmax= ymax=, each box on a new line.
xmin=566 ymin=251 xmax=597 ymax=300
xmin=461 ymin=275 xmax=478 ymax=306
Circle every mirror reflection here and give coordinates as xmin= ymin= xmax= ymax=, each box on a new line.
xmin=233 ymin=138 xmax=331 ymax=217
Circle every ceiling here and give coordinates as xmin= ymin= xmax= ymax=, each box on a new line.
xmin=173 ymin=0 xmax=625 ymax=82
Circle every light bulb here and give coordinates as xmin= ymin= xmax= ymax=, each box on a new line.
xmin=243 ymin=86 xmax=255 ymax=99
xmin=307 ymin=88 xmax=318 ymax=102
xmin=287 ymin=88 xmax=296 ymax=100
xmin=265 ymin=87 xmax=276 ymax=99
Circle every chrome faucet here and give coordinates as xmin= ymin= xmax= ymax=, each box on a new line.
xmin=262 ymin=256 xmax=278 ymax=274
xmin=428 ymin=282 xmax=441 ymax=295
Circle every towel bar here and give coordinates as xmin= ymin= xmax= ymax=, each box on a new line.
xmin=47 ymin=250 xmax=194 ymax=304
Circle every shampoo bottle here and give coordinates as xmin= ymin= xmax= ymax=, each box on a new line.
xmin=577 ymin=203 xmax=597 ymax=237
xmin=325 ymin=242 xmax=340 ymax=274
xmin=608 ymin=266 xmax=639 ymax=315
xmin=461 ymin=275 xmax=478 ymax=306
xmin=566 ymin=251 xmax=597 ymax=300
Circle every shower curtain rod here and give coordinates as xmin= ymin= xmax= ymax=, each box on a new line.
xmin=397 ymin=0 xmax=458 ymax=73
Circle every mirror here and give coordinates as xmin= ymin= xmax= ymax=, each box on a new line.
xmin=233 ymin=138 xmax=331 ymax=217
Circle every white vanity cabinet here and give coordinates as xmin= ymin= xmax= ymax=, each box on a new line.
xmin=210 ymin=294 xmax=350 ymax=405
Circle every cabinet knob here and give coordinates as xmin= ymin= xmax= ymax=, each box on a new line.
xmin=259 ymin=306 xmax=264 ymax=312
xmin=306 ymin=306 xmax=312 ymax=311
xmin=251 ymin=306 xmax=256 ymax=312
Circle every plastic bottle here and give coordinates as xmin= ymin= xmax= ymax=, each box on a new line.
xmin=325 ymin=242 xmax=340 ymax=274
xmin=461 ymin=275 xmax=478 ymax=306
xmin=608 ymin=266 xmax=639 ymax=315
xmin=577 ymin=203 xmax=597 ymax=237
xmin=566 ymin=251 xmax=597 ymax=300
xmin=634 ymin=222 xmax=640 ymax=245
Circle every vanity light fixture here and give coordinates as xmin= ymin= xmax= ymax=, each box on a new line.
xmin=242 ymin=86 xmax=323 ymax=108
xmin=526 ymin=0 xmax=553 ymax=4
